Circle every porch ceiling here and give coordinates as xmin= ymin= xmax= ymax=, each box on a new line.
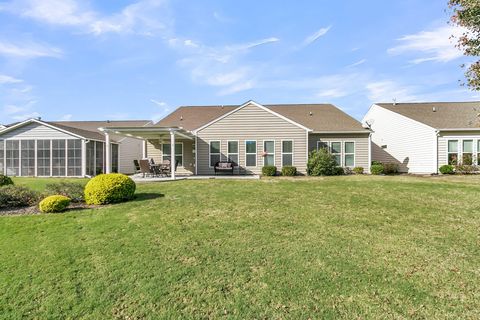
xmin=99 ymin=126 xmax=195 ymax=140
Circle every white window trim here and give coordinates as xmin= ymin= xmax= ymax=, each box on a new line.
xmin=344 ymin=141 xmax=356 ymax=168
xmin=263 ymin=140 xmax=276 ymax=167
xmin=281 ymin=139 xmax=294 ymax=167
xmin=245 ymin=140 xmax=257 ymax=167
xmin=447 ymin=139 xmax=459 ymax=165
xmin=227 ymin=140 xmax=239 ymax=164
xmin=330 ymin=141 xmax=342 ymax=166
xmin=208 ymin=140 xmax=221 ymax=168
xmin=162 ymin=141 xmax=184 ymax=167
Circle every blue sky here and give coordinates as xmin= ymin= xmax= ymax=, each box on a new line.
xmin=0 ymin=0 xmax=478 ymax=124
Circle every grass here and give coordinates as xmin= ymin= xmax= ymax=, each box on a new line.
xmin=1 ymin=175 xmax=479 ymax=319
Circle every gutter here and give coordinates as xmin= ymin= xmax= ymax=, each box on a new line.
xmin=310 ymin=130 xmax=372 ymax=134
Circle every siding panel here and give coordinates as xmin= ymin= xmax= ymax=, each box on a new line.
xmin=118 ymin=137 xmax=144 ymax=174
xmin=1 ymin=123 xmax=78 ymax=139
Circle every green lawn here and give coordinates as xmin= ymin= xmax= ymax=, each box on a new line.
xmin=1 ymin=176 xmax=479 ymax=319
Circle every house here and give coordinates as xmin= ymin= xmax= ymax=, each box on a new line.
xmin=102 ymin=100 xmax=371 ymax=177
xmin=0 ymin=118 xmax=151 ymax=177
xmin=362 ymin=101 xmax=480 ymax=174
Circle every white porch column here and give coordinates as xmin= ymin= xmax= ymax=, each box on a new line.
xmin=105 ymin=132 xmax=111 ymax=174
xmin=81 ymin=139 xmax=87 ymax=177
xmin=142 ymin=140 xmax=147 ymax=159
xmin=170 ymin=130 xmax=176 ymax=180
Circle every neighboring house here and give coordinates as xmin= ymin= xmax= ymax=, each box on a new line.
xmin=103 ymin=100 xmax=371 ymax=176
xmin=0 ymin=118 xmax=151 ymax=177
xmin=363 ymin=101 xmax=480 ymax=174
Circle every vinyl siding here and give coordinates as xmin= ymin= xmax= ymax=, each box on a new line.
xmin=0 ymin=122 xmax=78 ymax=139
xmin=118 ymin=137 xmax=144 ymax=174
xmin=146 ymin=138 xmax=195 ymax=175
xmin=196 ymin=103 xmax=308 ymax=175
xmin=363 ymin=104 xmax=437 ymax=174
xmin=437 ymin=131 xmax=480 ymax=167
xmin=308 ymin=133 xmax=370 ymax=171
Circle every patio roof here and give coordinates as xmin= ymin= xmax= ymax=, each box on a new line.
xmin=98 ymin=126 xmax=195 ymax=140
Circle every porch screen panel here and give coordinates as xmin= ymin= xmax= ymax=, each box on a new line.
xmin=20 ymin=140 xmax=35 ymax=176
xmin=95 ymin=141 xmax=104 ymax=175
xmin=37 ymin=140 xmax=51 ymax=176
xmin=6 ymin=140 xmax=19 ymax=176
xmin=0 ymin=140 xmax=4 ymax=174
xmin=111 ymin=144 xmax=119 ymax=173
xmin=86 ymin=141 xmax=95 ymax=176
xmin=52 ymin=139 xmax=66 ymax=176
xmin=67 ymin=140 xmax=82 ymax=176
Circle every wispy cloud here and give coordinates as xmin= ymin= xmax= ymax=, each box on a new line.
xmin=303 ymin=26 xmax=331 ymax=46
xmin=3 ymin=100 xmax=39 ymax=121
xmin=0 ymin=74 xmax=23 ymax=84
xmin=0 ymin=40 xmax=63 ymax=58
xmin=58 ymin=114 xmax=73 ymax=121
xmin=346 ymin=59 xmax=367 ymax=68
xmin=233 ymin=37 xmax=280 ymax=50
xmin=150 ymin=99 xmax=171 ymax=122
xmin=366 ymin=81 xmax=419 ymax=102
xmin=388 ymin=25 xmax=465 ymax=64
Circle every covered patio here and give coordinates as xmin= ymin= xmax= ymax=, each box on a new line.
xmin=99 ymin=126 xmax=195 ymax=180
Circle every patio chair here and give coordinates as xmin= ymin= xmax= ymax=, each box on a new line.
xmin=139 ymin=159 xmax=154 ymax=178
xmin=133 ymin=160 xmax=141 ymax=174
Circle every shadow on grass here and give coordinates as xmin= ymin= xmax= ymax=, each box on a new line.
xmin=133 ymin=193 xmax=165 ymax=202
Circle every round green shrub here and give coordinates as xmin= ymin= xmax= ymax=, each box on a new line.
xmin=353 ymin=167 xmax=364 ymax=174
xmin=383 ymin=163 xmax=400 ymax=175
xmin=0 ymin=185 xmax=39 ymax=208
xmin=0 ymin=174 xmax=13 ymax=187
xmin=262 ymin=166 xmax=277 ymax=176
xmin=334 ymin=167 xmax=345 ymax=176
xmin=39 ymin=195 xmax=71 ymax=213
xmin=439 ymin=164 xmax=455 ymax=175
xmin=370 ymin=164 xmax=384 ymax=175
xmin=84 ymin=173 xmax=136 ymax=205
xmin=281 ymin=166 xmax=297 ymax=176
xmin=307 ymin=149 xmax=339 ymax=176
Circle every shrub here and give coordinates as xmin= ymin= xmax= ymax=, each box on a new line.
xmin=45 ymin=182 xmax=85 ymax=203
xmin=307 ymin=149 xmax=340 ymax=176
xmin=84 ymin=173 xmax=136 ymax=205
xmin=371 ymin=160 xmax=383 ymax=166
xmin=281 ymin=166 xmax=297 ymax=176
xmin=383 ymin=163 xmax=400 ymax=175
xmin=39 ymin=195 xmax=71 ymax=213
xmin=439 ymin=164 xmax=455 ymax=175
xmin=0 ymin=174 xmax=13 ymax=187
xmin=370 ymin=164 xmax=384 ymax=175
xmin=0 ymin=185 xmax=39 ymax=208
xmin=455 ymin=164 xmax=477 ymax=174
xmin=353 ymin=167 xmax=364 ymax=174
xmin=262 ymin=166 xmax=277 ymax=176
xmin=334 ymin=167 xmax=345 ymax=175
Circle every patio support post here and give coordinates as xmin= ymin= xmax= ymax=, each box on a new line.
xmin=170 ymin=130 xmax=176 ymax=180
xmin=105 ymin=132 xmax=111 ymax=174
xmin=81 ymin=139 xmax=87 ymax=177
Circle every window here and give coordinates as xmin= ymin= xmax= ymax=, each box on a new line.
xmin=263 ymin=141 xmax=275 ymax=166
xmin=227 ymin=141 xmax=238 ymax=165
xmin=462 ymin=140 xmax=473 ymax=165
xmin=447 ymin=140 xmax=458 ymax=165
xmin=95 ymin=141 xmax=104 ymax=175
xmin=86 ymin=141 xmax=95 ymax=176
xmin=67 ymin=140 xmax=82 ymax=176
xmin=209 ymin=141 xmax=220 ymax=167
xmin=317 ymin=141 xmax=329 ymax=150
xmin=21 ymin=140 xmax=35 ymax=176
xmin=6 ymin=140 xmax=19 ymax=176
xmin=245 ymin=140 xmax=257 ymax=167
xmin=282 ymin=140 xmax=293 ymax=166
xmin=111 ymin=144 xmax=119 ymax=173
xmin=37 ymin=140 xmax=51 ymax=176
xmin=52 ymin=139 xmax=66 ymax=176
xmin=331 ymin=142 xmax=341 ymax=165
xmin=344 ymin=142 xmax=355 ymax=167
xmin=0 ymin=140 xmax=4 ymax=174
xmin=163 ymin=143 xmax=183 ymax=166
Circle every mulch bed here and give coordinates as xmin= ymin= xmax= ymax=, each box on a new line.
xmin=0 ymin=203 xmax=98 ymax=216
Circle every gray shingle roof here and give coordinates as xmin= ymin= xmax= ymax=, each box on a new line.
xmin=376 ymin=101 xmax=480 ymax=129
xmin=155 ymin=103 xmax=367 ymax=132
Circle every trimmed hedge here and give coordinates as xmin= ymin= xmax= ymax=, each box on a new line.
xmin=281 ymin=166 xmax=297 ymax=176
xmin=39 ymin=195 xmax=71 ymax=213
xmin=84 ymin=173 xmax=136 ymax=205
xmin=0 ymin=185 xmax=39 ymax=208
xmin=0 ymin=174 xmax=13 ymax=187
xmin=370 ymin=164 xmax=384 ymax=175
xmin=262 ymin=166 xmax=277 ymax=176
xmin=353 ymin=167 xmax=364 ymax=174
xmin=439 ymin=164 xmax=454 ymax=175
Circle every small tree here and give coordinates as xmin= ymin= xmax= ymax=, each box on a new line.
xmin=307 ymin=149 xmax=339 ymax=176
